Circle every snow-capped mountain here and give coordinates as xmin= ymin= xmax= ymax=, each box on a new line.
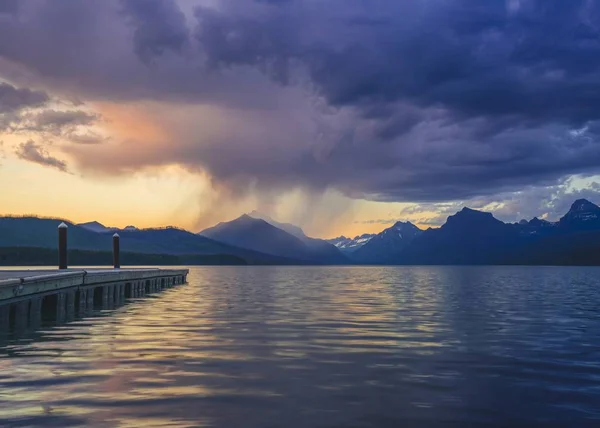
xmin=69 ymin=198 xmax=600 ymax=265
xmin=352 ymin=221 xmax=422 ymax=263
xmin=559 ymin=199 xmax=600 ymax=230
xmin=513 ymin=199 xmax=600 ymax=236
xmin=327 ymin=234 xmax=376 ymax=253
xmin=515 ymin=217 xmax=557 ymax=235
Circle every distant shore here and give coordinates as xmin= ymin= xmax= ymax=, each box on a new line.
xmin=0 ymin=247 xmax=247 ymax=266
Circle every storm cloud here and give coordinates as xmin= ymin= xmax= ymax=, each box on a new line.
xmin=0 ymin=83 xmax=48 ymax=113
xmin=2 ymin=0 xmax=600 ymax=204
xmin=120 ymin=0 xmax=190 ymax=63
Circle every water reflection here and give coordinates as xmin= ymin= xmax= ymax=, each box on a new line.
xmin=1 ymin=266 xmax=600 ymax=426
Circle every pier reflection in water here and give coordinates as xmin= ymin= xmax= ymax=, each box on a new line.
xmin=0 ymin=266 xmax=600 ymax=427
xmin=0 ymin=274 xmax=183 ymax=342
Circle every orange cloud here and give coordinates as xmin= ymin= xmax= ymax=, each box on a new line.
xmin=93 ymin=102 xmax=171 ymax=142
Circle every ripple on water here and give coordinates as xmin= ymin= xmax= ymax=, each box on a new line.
xmin=1 ymin=266 xmax=600 ymax=427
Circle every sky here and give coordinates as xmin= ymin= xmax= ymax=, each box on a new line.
xmin=2 ymin=0 xmax=600 ymax=238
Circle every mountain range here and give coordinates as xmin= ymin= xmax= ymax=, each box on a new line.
xmin=78 ymin=221 xmax=139 ymax=233
xmin=352 ymin=221 xmax=423 ymax=264
xmin=328 ymin=234 xmax=376 ymax=254
xmin=3 ymin=199 xmax=600 ymax=265
xmin=199 ymin=213 xmax=347 ymax=264
xmin=327 ymin=199 xmax=600 ymax=265
xmin=0 ymin=217 xmax=303 ymax=265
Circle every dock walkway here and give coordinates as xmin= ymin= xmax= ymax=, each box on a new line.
xmin=0 ymin=268 xmax=188 ymax=330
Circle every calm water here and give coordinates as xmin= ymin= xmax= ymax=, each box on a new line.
xmin=1 ymin=266 xmax=600 ymax=427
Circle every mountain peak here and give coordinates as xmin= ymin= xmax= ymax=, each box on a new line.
xmin=392 ymin=220 xmax=420 ymax=233
xmin=81 ymin=221 xmax=105 ymax=227
xmin=393 ymin=220 xmax=414 ymax=227
xmin=569 ymin=199 xmax=599 ymax=213
xmin=200 ymin=212 xmax=346 ymax=263
xmin=559 ymin=199 xmax=600 ymax=229
xmin=246 ymin=211 xmax=307 ymax=240
xmin=352 ymin=220 xmax=422 ymax=263
xmin=444 ymin=207 xmax=501 ymax=230
xmin=459 ymin=207 xmax=487 ymax=215
xmin=247 ymin=210 xmax=269 ymax=221
xmin=248 ymin=209 xmax=270 ymax=218
xmin=451 ymin=207 xmax=494 ymax=220
xmin=529 ymin=217 xmax=549 ymax=226
xmin=78 ymin=221 xmax=114 ymax=233
xmin=236 ymin=214 xmax=267 ymax=225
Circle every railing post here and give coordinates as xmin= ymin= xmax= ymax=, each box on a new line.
xmin=113 ymin=233 xmax=120 ymax=269
xmin=58 ymin=222 xmax=68 ymax=270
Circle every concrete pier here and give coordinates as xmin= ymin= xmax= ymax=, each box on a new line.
xmin=0 ymin=268 xmax=188 ymax=331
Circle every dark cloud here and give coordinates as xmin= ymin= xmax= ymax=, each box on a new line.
xmin=15 ymin=140 xmax=68 ymax=172
xmin=0 ymin=0 xmax=18 ymax=15
xmin=0 ymin=82 xmax=48 ymax=113
xmin=3 ymin=0 xmax=600 ymax=206
xmin=391 ymin=178 xmax=600 ymax=226
xmin=120 ymin=0 xmax=189 ymax=63
xmin=27 ymin=109 xmax=97 ymax=132
xmin=3 ymin=107 xmax=101 ymax=143
xmin=0 ymin=0 xmax=278 ymax=107
xmin=196 ymin=0 xmax=600 ymax=126
xmin=188 ymin=0 xmax=600 ymax=201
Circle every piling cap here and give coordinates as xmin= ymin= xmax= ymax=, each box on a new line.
xmin=58 ymin=222 xmax=68 ymax=229
xmin=113 ymin=233 xmax=120 ymax=238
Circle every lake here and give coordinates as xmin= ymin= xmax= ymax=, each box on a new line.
xmin=1 ymin=266 xmax=599 ymax=427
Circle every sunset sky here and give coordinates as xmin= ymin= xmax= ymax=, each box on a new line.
xmin=2 ymin=0 xmax=600 ymax=238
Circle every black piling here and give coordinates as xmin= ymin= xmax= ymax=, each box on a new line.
xmin=113 ymin=233 xmax=120 ymax=269
xmin=58 ymin=222 xmax=68 ymax=270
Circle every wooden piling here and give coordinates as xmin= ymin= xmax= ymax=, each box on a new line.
xmin=15 ymin=301 xmax=28 ymax=330
xmin=58 ymin=222 xmax=68 ymax=270
xmin=113 ymin=233 xmax=120 ymax=269
xmin=56 ymin=293 xmax=66 ymax=323
xmin=0 ymin=305 xmax=9 ymax=331
xmin=29 ymin=297 xmax=42 ymax=328
xmin=79 ymin=289 xmax=87 ymax=313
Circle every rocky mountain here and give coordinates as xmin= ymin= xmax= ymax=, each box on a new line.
xmin=353 ymin=222 xmax=422 ymax=263
xmin=78 ymin=221 xmax=140 ymax=234
xmin=200 ymin=214 xmax=347 ymax=264
xmin=0 ymin=217 xmax=301 ymax=265
xmin=510 ymin=199 xmax=600 ymax=237
xmin=398 ymin=208 xmax=519 ymax=265
xmin=78 ymin=221 xmax=116 ymax=233
xmin=558 ymin=199 xmax=600 ymax=231
xmin=247 ymin=211 xmax=307 ymax=240
xmin=246 ymin=211 xmax=345 ymax=261
xmin=352 ymin=199 xmax=600 ymax=265
xmin=514 ymin=217 xmax=556 ymax=236
xmin=5 ymin=198 xmax=600 ymax=266
xmin=327 ymin=234 xmax=376 ymax=253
